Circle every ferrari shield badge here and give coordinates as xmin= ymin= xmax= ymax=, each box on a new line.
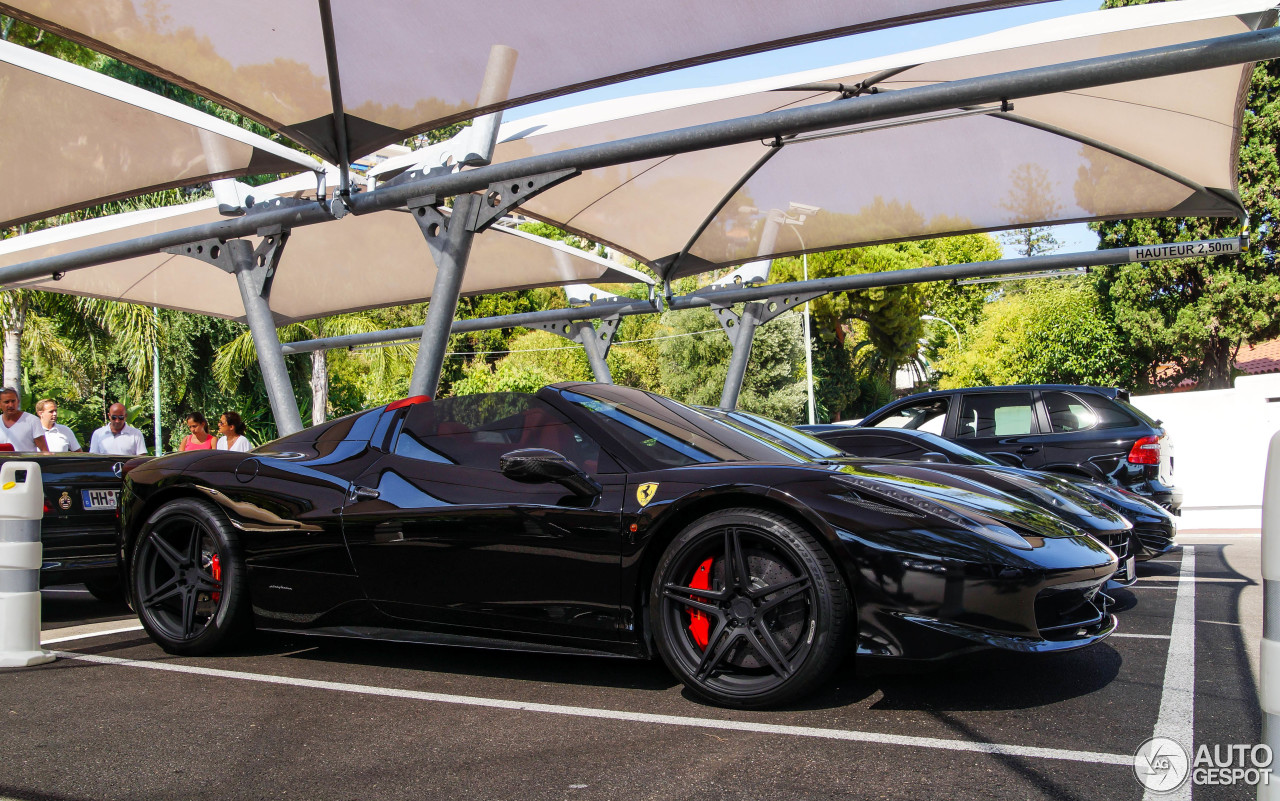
xmin=57 ymin=491 xmax=72 ymax=510
xmin=636 ymin=482 xmax=659 ymax=507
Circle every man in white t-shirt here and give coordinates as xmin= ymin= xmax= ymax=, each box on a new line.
xmin=35 ymin=398 xmax=81 ymax=453
xmin=0 ymin=388 xmax=49 ymax=453
xmin=89 ymin=403 xmax=148 ymax=456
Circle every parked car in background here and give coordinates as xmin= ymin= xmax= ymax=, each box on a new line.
xmin=855 ymin=385 xmax=1181 ymax=513
xmin=3 ymin=452 xmax=139 ymax=601
xmin=699 ymin=407 xmax=1141 ymax=584
xmin=799 ymin=425 xmax=1178 ymax=565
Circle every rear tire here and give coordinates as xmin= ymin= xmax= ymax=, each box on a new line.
xmin=130 ymin=498 xmax=252 ymax=655
xmin=649 ymin=508 xmax=851 ymax=708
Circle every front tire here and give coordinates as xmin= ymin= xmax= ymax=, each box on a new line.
xmin=130 ymin=498 xmax=252 ymax=655
xmin=650 ymin=508 xmax=851 ymax=708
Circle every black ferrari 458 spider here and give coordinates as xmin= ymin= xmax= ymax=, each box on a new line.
xmin=120 ymin=383 xmax=1118 ymax=707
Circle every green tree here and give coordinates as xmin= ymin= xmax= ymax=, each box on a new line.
xmin=656 ymin=307 xmax=807 ymax=423
xmin=934 ymin=282 xmax=1136 ymax=388
xmin=213 ymin=313 xmax=416 ymax=425
xmin=1092 ymin=0 xmax=1280 ymax=389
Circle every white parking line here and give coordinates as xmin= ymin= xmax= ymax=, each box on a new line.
xmin=42 ymin=624 xmax=144 ymax=645
xmin=55 ymin=649 xmax=1133 ymax=767
xmin=1143 ymin=545 xmax=1195 ymax=801
xmin=1112 ymin=633 xmax=1172 ymax=640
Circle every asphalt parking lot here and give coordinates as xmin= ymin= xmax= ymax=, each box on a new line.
xmin=1 ymin=532 xmax=1263 ymax=801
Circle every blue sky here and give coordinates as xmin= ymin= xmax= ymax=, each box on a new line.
xmin=517 ymin=0 xmax=1103 ymax=259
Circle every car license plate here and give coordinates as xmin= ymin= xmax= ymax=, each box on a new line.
xmin=81 ymin=489 xmax=118 ymax=510
xmin=1122 ymin=554 xmax=1136 ymax=583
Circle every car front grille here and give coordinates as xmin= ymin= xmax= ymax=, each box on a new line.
xmin=1034 ymin=580 xmax=1109 ymax=641
xmin=1134 ymin=524 xmax=1175 ymax=554
xmin=1093 ymin=530 xmax=1131 ymax=562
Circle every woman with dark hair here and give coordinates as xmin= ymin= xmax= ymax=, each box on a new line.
xmin=180 ymin=412 xmax=216 ymax=451
xmin=215 ymin=411 xmax=253 ymax=452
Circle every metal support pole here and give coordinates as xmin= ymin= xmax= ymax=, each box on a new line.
xmin=717 ymin=301 xmax=764 ymax=411
xmin=575 ymin=321 xmax=613 ymax=383
xmin=152 ymin=306 xmax=162 ymax=455
xmin=281 ymin=236 xmax=1245 ymax=357
xmin=229 ymin=238 xmax=304 ymax=437
xmin=408 ymin=194 xmax=482 ymax=398
xmin=1260 ymin=430 xmax=1280 ymax=801
xmin=802 ymin=253 xmax=816 ymax=425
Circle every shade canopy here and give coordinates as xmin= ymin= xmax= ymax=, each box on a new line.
xmin=0 ymin=0 xmax=1050 ymax=164
xmin=420 ymin=0 xmax=1272 ymax=281
xmin=0 ymin=178 xmax=649 ymax=325
xmin=0 ymin=37 xmax=319 ymax=231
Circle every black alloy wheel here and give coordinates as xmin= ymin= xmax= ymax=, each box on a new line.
xmin=131 ymin=498 xmax=251 ymax=655
xmin=650 ymin=508 xmax=851 ymax=708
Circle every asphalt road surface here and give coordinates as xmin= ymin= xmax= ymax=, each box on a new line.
xmin=0 ymin=533 xmax=1262 ymax=801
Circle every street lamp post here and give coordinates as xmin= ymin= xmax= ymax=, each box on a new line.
xmin=784 ymin=217 xmax=817 ymax=425
xmin=921 ymin=314 xmax=961 ymax=345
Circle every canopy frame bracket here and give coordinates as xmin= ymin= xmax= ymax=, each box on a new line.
xmin=711 ymin=288 xmax=824 ymax=410
xmin=165 ymin=231 xmax=303 ymax=436
xmin=405 ymin=192 xmax=481 ymax=398
xmin=531 ymin=314 xmax=621 ymax=383
xmin=468 ymin=168 xmax=579 ymax=233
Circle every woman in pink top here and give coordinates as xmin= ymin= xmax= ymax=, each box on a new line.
xmin=180 ymin=412 xmax=216 ymax=451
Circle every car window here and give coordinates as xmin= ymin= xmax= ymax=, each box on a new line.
xmin=1042 ymin=391 xmax=1098 ymax=433
xmin=396 ymin=394 xmax=604 ymax=473
xmin=557 ymin=387 xmax=808 ymax=468
xmin=1092 ymin=396 xmax=1143 ymax=429
xmin=830 ymin=434 xmax=926 ymax=460
xmin=956 ymin=392 xmax=1035 ymax=438
xmin=870 ymin=398 xmax=948 ymax=434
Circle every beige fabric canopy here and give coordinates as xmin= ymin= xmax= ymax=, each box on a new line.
xmin=0 ymin=37 xmax=319 ymax=230
xmin=445 ymin=0 xmax=1273 ymax=280
xmin=0 ymin=0 xmax=1048 ymax=163
xmin=0 ymin=178 xmax=649 ymax=325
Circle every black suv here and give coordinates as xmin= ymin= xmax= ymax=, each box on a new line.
xmin=855 ymin=385 xmax=1180 ymax=513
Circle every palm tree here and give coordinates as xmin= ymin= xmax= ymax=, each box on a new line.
xmin=214 ymin=313 xmax=415 ymax=426
xmin=0 ymin=290 xmax=159 ymax=402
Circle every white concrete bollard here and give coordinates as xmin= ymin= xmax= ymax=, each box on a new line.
xmin=0 ymin=461 xmax=52 ymax=667
xmin=1261 ymin=431 xmax=1280 ymax=801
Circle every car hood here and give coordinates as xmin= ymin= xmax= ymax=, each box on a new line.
xmin=822 ymin=459 xmax=1129 ymax=537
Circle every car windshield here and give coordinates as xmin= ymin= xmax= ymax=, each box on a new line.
xmin=699 ymin=408 xmax=845 ymax=460
xmin=556 ymin=387 xmax=815 ymax=467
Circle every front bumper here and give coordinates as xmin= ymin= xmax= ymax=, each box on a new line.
xmin=837 ymin=528 xmax=1118 ymax=662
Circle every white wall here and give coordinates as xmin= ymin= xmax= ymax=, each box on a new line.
xmin=1130 ymin=373 xmax=1280 ymax=530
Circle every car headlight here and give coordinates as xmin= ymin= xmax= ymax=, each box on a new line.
xmin=834 ymin=474 xmax=1032 ymax=550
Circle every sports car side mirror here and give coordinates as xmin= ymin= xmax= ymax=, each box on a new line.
xmin=499 ymin=448 xmax=602 ymax=498
xmin=919 ymin=452 xmax=950 ymax=464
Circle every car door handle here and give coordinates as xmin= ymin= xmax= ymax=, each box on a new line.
xmin=349 ymin=485 xmax=380 ymax=501
xmin=1017 ymin=446 xmax=1039 ymax=454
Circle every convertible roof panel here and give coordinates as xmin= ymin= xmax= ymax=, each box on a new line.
xmin=470 ymin=0 xmax=1272 ymax=279
xmin=0 ymin=37 xmax=319 ymax=230
xmin=0 ymin=0 xmax=1050 ymax=162
xmin=0 ymin=180 xmax=649 ymax=325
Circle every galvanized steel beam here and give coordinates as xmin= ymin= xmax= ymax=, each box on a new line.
xmin=0 ymin=30 xmax=1272 ymax=286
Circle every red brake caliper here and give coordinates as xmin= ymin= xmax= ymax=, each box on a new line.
xmin=687 ymin=557 xmax=713 ymax=650
xmin=210 ymin=553 xmax=222 ymax=603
